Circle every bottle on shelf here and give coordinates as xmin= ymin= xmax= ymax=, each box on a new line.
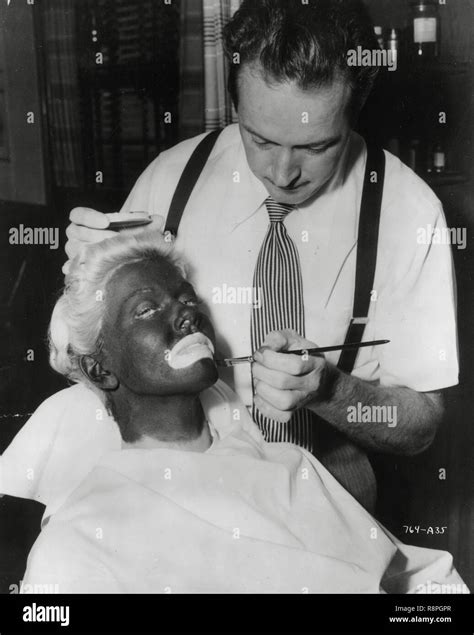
xmin=386 ymin=28 xmax=400 ymax=67
xmin=433 ymin=144 xmax=446 ymax=173
xmin=408 ymin=139 xmax=421 ymax=173
xmin=374 ymin=26 xmax=384 ymax=50
xmin=410 ymin=1 xmax=440 ymax=59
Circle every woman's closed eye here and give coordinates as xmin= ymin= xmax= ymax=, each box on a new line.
xmin=134 ymin=297 xmax=200 ymax=318
xmin=134 ymin=303 xmax=162 ymax=320
xmin=181 ymin=296 xmax=201 ymax=307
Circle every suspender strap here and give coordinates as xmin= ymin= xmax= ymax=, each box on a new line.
xmin=165 ymin=129 xmax=223 ymax=236
xmin=166 ymin=131 xmax=384 ymax=374
xmin=337 ymin=145 xmax=386 ymax=374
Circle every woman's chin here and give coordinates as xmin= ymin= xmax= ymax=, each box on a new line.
xmin=197 ymin=357 xmax=219 ymax=386
xmin=178 ymin=357 xmax=219 ymax=391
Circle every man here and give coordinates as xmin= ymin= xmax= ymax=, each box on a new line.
xmin=15 ymin=0 xmax=461 ymax=510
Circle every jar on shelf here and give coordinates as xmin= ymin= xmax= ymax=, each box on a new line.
xmin=410 ymin=1 xmax=440 ymax=58
xmin=433 ymin=144 xmax=446 ymax=173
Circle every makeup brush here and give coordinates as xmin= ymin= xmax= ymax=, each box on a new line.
xmin=216 ymin=339 xmax=390 ymax=367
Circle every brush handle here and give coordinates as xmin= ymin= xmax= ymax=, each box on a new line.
xmin=285 ymin=339 xmax=390 ymax=356
xmin=217 ymin=339 xmax=390 ymax=367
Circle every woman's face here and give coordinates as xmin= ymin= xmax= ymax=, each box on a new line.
xmin=99 ymin=258 xmax=218 ymax=395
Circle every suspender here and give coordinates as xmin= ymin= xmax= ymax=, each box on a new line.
xmin=165 ymin=129 xmax=223 ymax=236
xmin=337 ymin=145 xmax=385 ymax=373
xmin=165 ymin=134 xmax=385 ymax=375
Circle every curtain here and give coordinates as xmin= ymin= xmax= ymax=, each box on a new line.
xmin=178 ymin=0 xmax=205 ymax=140
xmin=42 ymin=0 xmax=84 ymax=188
xmin=203 ymin=0 xmax=241 ymax=131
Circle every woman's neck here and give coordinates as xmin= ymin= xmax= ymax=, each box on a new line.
xmin=122 ymin=422 xmax=212 ymax=452
xmin=109 ymin=391 xmax=212 ymax=452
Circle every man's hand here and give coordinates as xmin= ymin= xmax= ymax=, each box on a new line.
xmin=253 ymin=330 xmax=443 ymax=456
xmin=252 ymin=329 xmax=330 ymax=423
xmin=63 ymin=208 xmax=165 ymax=274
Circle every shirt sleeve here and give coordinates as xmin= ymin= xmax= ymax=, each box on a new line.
xmin=118 ymin=155 xmax=165 ymax=216
xmin=370 ymin=170 xmax=459 ymax=392
xmin=118 ymin=132 xmax=211 ymax=217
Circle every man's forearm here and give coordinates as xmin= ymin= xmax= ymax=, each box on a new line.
xmin=309 ymin=363 xmax=444 ymax=455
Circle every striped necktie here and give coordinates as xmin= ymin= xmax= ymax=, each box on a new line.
xmin=251 ymin=197 xmax=315 ymax=450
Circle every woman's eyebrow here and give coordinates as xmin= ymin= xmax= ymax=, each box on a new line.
xmin=122 ymin=282 xmax=195 ymax=308
xmin=123 ymin=287 xmax=155 ymax=303
xmin=178 ymin=280 xmax=196 ymax=295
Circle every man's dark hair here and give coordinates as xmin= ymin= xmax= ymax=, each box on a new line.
xmin=224 ymin=0 xmax=379 ymax=119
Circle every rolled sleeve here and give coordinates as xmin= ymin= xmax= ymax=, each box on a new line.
xmin=374 ymin=196 xmax=458 ymax=392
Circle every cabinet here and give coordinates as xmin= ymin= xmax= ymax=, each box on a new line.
xmin=360 ymin=0 xmax=473 ymax=197
xmin=76 ymin=0 xmax=180 ymax=192
xmin=0 ymin=2 xmax=47 ymax=205
xmin=358 ymin=59 xmax=471 ymax=189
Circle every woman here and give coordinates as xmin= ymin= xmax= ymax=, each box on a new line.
xmin=9 ymin=231 xmax=467 ymax=593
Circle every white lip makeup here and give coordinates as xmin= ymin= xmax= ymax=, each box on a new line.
xmin=167 ymin=332 xmax=215 ymax=369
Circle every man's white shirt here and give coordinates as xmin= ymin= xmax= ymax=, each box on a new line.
xmin=120 ymin=124 xmax=458 ymax=406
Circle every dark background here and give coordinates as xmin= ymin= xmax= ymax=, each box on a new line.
xmin=0 ymin=0 xmax=473 ymax=593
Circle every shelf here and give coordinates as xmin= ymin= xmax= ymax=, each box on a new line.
xmin=422 ymin=171 xmax=469 ymax=187
xmin=376 ymin=59 xmax=470 ymax=85
xmin=405 ymin=59 xmax=469 ymax=75
xmin=78 ymin=63 xmax=175 ymax=91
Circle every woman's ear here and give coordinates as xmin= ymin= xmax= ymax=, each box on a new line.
xmin=79 ymin=355 xmax=119 ymax=391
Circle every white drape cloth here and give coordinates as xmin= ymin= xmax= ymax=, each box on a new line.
xmin=1 ymin=381 xmax=465 ymax=594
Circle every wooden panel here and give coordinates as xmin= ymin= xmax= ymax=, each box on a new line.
xmin=438 ymin=0 xmax=474 ymax=62
xmin=76 ymin=0 xmax=180 ymax=191
xmin=0 ymin=2 xmax=46 ymax=205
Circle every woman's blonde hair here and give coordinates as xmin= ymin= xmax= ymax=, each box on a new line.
xmin=49 ymin=230 xmax=185 ymax=391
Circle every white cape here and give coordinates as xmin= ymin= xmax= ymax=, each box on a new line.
xmin=10 ymin=383 xmax=465 ymax=594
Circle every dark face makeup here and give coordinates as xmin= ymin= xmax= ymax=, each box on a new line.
xmin=99 ymin=258 xmax=218 ymax=396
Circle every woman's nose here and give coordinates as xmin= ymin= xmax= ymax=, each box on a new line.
xmin=174 ymin=306 xmax=201 ymax=335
